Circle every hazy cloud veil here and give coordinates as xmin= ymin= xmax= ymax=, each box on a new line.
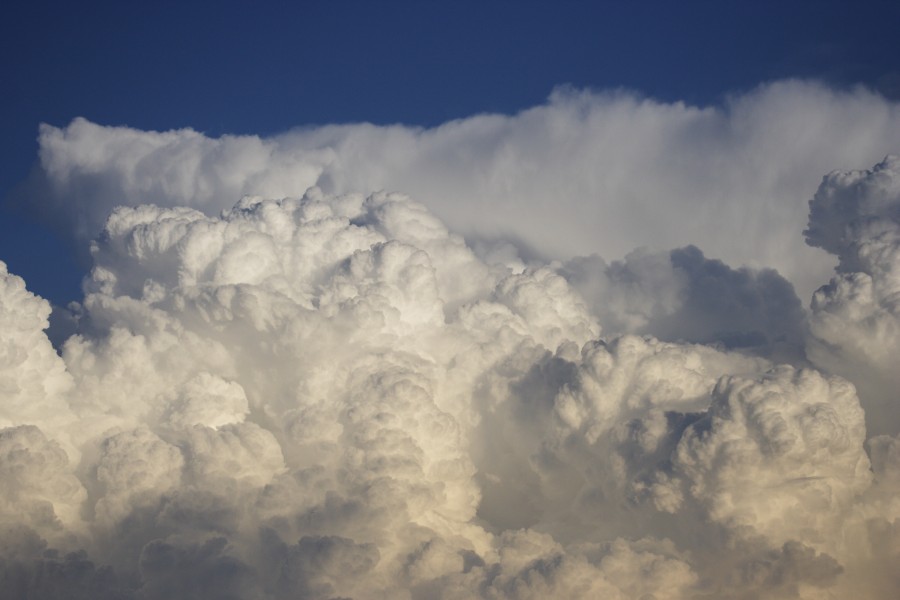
xmin=3 ymin=81 xmax=900 ymax=599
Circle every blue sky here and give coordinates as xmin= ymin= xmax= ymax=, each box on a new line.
xmin=3 ymin=0 xmax=900 ymax=304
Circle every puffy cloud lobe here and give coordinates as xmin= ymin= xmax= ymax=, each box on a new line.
xmin=1 ymin=177 xmax=899 ymax=598
xmin=472 ymin=336 xmax=767 ymax=551
xmin=0 ymin=265 xmax=84 ymax=543
xmin=0 ymin=263 xmax=76 ymax=448
xmin=55 ymin=192 xmax=508 ymax=596
xmin=805 ymin=155 xmax=900 ymax=435
xmin=805 ymin=156 xmax=900 ymax=267
xmin=22 ymin=82 xmax=900 ymax=300
xmin=469 ymin=337 xmax=870 ymax=571
xmin=670 ymin=368 xmax=869 ymax=547
xmin=796 ymin=156 xmax=900 ymax=597
xmin=93 ymin=428 xmax=184 ymax=526
xmin=0 ymin=426 xmax=86 ymax=542
xmin=163 ymin=373 xmax=249 ymax=429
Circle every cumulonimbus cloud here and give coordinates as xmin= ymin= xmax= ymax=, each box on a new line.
xmin=2 ymin=82 xmax=900 ymax=598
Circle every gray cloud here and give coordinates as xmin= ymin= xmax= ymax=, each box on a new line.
xmin=562 ymin=245 xmax=807 ymax=361
xmin=805 ymin=156 xmax=900 ymax=435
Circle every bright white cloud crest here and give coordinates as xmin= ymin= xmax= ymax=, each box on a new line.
xmin=2 ymin=83 xmax=900 ymax=598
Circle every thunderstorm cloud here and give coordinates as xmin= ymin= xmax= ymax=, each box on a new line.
xmin=2 ymin=82 xmax=900 ymax=599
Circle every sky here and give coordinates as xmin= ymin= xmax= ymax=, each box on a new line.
xmin=2 ymin=2 xmax=900 ymax=599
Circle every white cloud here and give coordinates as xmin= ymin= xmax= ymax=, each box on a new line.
xmin=24 ymin=81 xmax=900 ymax=300
xmin=3 ymin=88 xmax=900 ymax=597
xmin=805 ymin=156 xmax=900 ymax=435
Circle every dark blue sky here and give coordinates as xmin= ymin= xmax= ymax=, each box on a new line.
xmin=3 ymin=0 xmax=900 ymax=304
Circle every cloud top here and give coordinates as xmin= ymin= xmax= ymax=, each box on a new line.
xmin=24 ymin=81 xmax=900 ymax=299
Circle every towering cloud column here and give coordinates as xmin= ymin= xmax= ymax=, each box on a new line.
xmin=805 ymin=155 xmax=900 ymax=436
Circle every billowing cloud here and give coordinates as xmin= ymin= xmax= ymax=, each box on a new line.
xmin=21 ymin=81 xmax=900 ymax=300
xmin=4 ymin=86 xmax=900 ymax=597
xmin=805 ymin=155 xmax=900 ymax=435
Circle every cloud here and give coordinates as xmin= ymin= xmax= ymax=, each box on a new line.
xmin=4 ymin=91 xmax=900 ymax=597
xmin=0 ymin=263 xmax=76 ymax=446
xmin=562 ymin=245 xmax=807 ymax=360
xmin=805 ymin=155 xmax=900 ymax=435
xmin=20 ymin=81 xmax=900 ymax=300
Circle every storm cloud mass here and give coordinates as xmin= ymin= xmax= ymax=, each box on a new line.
xmin=3 ymin=83 xmax=900 ymax=599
